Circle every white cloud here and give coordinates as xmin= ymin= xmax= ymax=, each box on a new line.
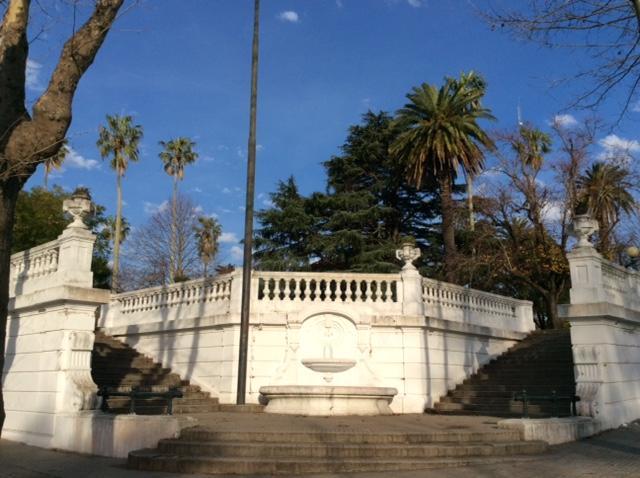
xmin=192 ymin=187 xmax=203 ymax=193
xmin=542 ymin=201 xmax=564 ymax=223
xmin=143 ymin=200 xmax=169 ymax=215
xmin=407 ymin=0 xmax=421 ymax=6
xmin=26 ymin=59 xmax=44 ymax=91
xmin=598 ymin=134 xmax=640 ymax=163
xmin=336 ymin=0 xmax=343 ymax=7
xmin=230 ymin=246 xmax=244 ymax=261
xmin=599 ymin=134 xmax=640 ymax=152
xmin=220 ymin=232 xmax=239 ymax=243
xmin=64 ymin=147 xmax=100 ymax=170
xmin=262 ymin=198 xmax=274 ymax=207
xmin=632 ymin=101 xmax=640 ymax=113
xmin=222 ymin=187 xmax=232 ymax=194
xmin=278 ymin=10 xmax=299 ymax=23
xmin=201 ymin=155 xmax=215 ymax=163
xmin=551 ymin=114 xmax=578 ymax=128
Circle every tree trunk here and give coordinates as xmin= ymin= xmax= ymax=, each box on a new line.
xmin=439 ymin=172 xmax=457 ymax=282
xmin=112 ymin=172 xmax=122 ymax=291
xmin=546 ymin=289 xmax=563 ymax=329
xmin=171 ymin=177 xmax=178 ymax=281
xmin=0 ymin=180 xmax=21 ymax=433
xmin=466 ymin=173 xmax=475 ymax=232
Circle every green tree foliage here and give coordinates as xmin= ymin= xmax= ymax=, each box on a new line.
xmin=97 ymin=114 xmax=143 ymax=290
xmin=255 ymin=111 xmax=442 ymax=274
xmin=12 ymin=186 xmax=114 ymax=289
xmin=391 ymin=73 xmax=495 ymax=280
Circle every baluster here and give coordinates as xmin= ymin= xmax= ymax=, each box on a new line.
xmin=298 ymin=279 xmax=306 ymax=301
xmin=282 ymin=278 xmax=291 ymax=300
xmin=319 ymin=280 xmax=327 ymax=301
xmin=329 ymin=280 xmax=337 ymax=301
xmin=309 ymin=279 xmax=317 ymax=301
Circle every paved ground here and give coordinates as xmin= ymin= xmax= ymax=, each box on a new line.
xmin=1 ymin=420 xmax=639 ymax=478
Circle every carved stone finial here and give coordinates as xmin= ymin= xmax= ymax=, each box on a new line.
xmin=395 ymin=242 xmax=421 ymax=271
xmin=63 ymin=188 xmax=93 ymax=230
xmin=570 ymin=214 xmax=599 ymax=249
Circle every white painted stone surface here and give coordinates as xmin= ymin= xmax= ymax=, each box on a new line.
xmin=52 ymin=412 xmax=191 ymax=458
xmin=561 ymin=241 xmax=640 ymax=432
xmin=101 ymin=265 xmax=534 ymax=412
xmin=2 ymin=201 xmax=111 ymax=452
xmin=498 ymin=417 xmax=599 ymax=445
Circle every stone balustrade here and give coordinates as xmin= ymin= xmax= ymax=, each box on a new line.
xmin=9 ymin=239 xmax=60 ymax=296
xmin=422 ymin=278 xmax=533 ymax=331
xmin=115 ymin=275 xmax=234 ymax=315
xmin=255 ymin=271 xmax=400 ymax=304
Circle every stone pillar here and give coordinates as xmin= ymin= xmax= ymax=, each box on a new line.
xmin=2 ymin=189 xmax=110 ymax=448
xmin=396 ymin=242 xmax=424 ymax=317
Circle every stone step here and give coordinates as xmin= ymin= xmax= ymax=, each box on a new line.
xmin=128 ymin=450 xmax=545 ymax=475
xmin=178 ymin=428 xmax=523 ymax=444
xmin=155 ymin=439 xmax=548 ymax=460
xmin=107 ymin=403 xmax=221 ymax=415
xmin=106 ymin=397 xmax=218 ymax=409
xmin=432 ymin=402 xmax=572 ymax=416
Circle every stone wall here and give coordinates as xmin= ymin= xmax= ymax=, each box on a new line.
xmin=100 ymin=259 xmax=534 ymax=412
xmin=560 ymin=240 xmax=640 ymax=431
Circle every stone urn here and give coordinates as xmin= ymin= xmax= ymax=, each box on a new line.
xmin=571 ymin=214 xmax=598 ymax=248
xmin=395 ymin=241 xmax=421 ymax=271
xmin=63 ymin=188 xmax=93 ymax=229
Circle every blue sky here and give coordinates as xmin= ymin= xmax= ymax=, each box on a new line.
xmin=24 ymin=0 xmax=640 ymax=264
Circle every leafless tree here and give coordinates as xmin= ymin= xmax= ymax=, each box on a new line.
xmin=483 ymin=1 xmax=640 ymax=116
xmin=0 ymin=0 xmax=125 ymax=433
xmin=120 ymin=194 xmax=202 ymax=290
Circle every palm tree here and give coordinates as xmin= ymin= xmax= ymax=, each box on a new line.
xmin=97 ymin=114 xmax=143 ymax=291
xmin=577 ymin=162 xmax=636 ymax=259
xmin=194 ymin=216 xmax=222 ymax=277
xmin=43 ymin=139 xmax=68 ymax=189
xmin=159 ymin=137 xmax=198 ymax=281
xmin=391 ymin=72 xmax=495 ymax=281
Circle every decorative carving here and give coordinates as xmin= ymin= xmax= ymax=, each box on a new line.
xmin=63 ymin=188 xmax=93 ymax=229
xmin=570 ymin=214 xmax=599 ymax=249
xmin=58 ymin=331 xmax=98 ymax=412
xmin=572 ymin=345 xmax=602 ymax=418
xmin=396 ymin=242 xmax=421 ymax=271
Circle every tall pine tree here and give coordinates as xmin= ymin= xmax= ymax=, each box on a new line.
xmin=255 ymin=111 xmax=442 ymax=273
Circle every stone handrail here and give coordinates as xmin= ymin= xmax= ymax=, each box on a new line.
xmin=10 ymin=239 xmax=60 ymax=285
xmin=567 ymin=245 xmax=640 ymax=311
xmin=422 ymin=277 xmax=533 ymax=331
xmin=112 ymin=274 xmax=234 ymax=315
xmin=254 ymin=271 xmax=400 ymax=304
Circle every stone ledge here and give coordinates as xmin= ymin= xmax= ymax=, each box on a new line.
xmin=9 ymin=286 xmax=110 ymax=313
xmin=559 ymin=302 xmax=640 ymax=326
xmin=498 ymin=417 xmax=600 ymax=445
xmin=373 ymin=315 xmax=528 ymax=341
xmin=51 ymin=411 xmax=195 ymax=458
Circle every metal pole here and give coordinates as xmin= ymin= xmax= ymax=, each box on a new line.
xmin=236 ymin=0 xmax=260 ymax=405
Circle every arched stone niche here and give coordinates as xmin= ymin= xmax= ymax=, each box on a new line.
xmin=298 ymin=313 xmax=358 ymax=363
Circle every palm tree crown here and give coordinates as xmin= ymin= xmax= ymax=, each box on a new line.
xmin=159 ymin=137 xmax=198 ymax=181
xmin=97 ymin=115 xmax=143 ymax=175
xmin=578 ymin=162 xmax=636 ymax=238
xmin=194 ymin=216 xmax=222 ymax=277
xmin=391 ymin=72 xmax=495 ymax=187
